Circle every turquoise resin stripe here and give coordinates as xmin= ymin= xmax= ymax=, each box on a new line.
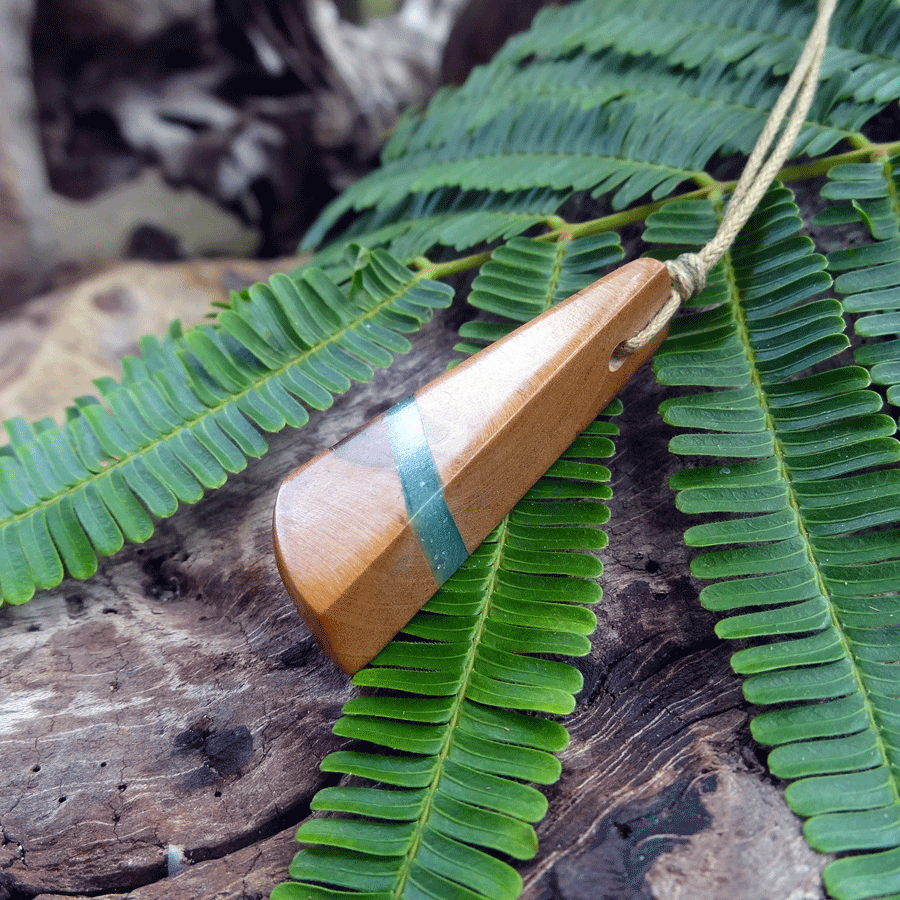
xmin=385 ymin=396 xmax=469 ymax=585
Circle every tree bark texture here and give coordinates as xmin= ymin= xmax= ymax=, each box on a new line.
xmin=0 ymin=264 xmax=827 ymax=900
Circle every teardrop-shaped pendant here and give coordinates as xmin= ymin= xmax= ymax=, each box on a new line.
xmin=273 ymin=258 xmax=671 ymax=672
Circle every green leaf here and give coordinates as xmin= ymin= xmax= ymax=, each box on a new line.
xmin=0 ymin=253 xmax=452 ymax=605
xmin=825 ymin=153 xmax=900 ymax=418
xmin=652 ymin=183 xmax=900 ymax=896
xmin=273 ymin=405 xmax=617 ymax=899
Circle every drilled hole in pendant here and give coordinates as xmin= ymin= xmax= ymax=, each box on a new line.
xmin=609 ymin=346 xmax=627 ymax=371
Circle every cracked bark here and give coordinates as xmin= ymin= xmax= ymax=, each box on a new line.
xmin=0 ymin=285 xmax=827 ymax=900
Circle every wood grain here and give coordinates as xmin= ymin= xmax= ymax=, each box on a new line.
xmin=274 ymin=258 xmax=672 ymax=673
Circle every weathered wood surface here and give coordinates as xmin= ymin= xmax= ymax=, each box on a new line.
xmin=0 ymin=261 xmax=826 ymax=900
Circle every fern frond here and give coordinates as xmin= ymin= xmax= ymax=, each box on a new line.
xmin=822 ymin=152 xmax=900 ymax=411
xmin=315 ymin=187 xmax=572 ymax=265
xmin=651 ymin=185 xmax=900 ymax=900
xmin=386 ymin=51 xmax=869 ymax=165
xmin=0 ymin=251 xmax=452 ymax=606
xmin=303 ymin=98 xmax=714 ymax=248
xmin=271 ymin=404 xmax=618 ymax=900
xmin=451 ymin=232 xmax=624 ymax=358
xmin=500 ymin=0 xmax=900 ymax=105
xmin=304 ymin=0 xmax=894 ymax=256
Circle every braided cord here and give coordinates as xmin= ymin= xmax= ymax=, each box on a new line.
xmin=622 ymin=0 xmax=838 ymax=353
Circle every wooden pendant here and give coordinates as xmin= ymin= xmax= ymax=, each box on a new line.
xmin=273 ymin=258 xmax=672 ymax=673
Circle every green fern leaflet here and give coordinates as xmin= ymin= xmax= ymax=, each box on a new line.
xmin=822 ymin=153 xmax=900 ymax=410
xmin=271 ymin=410 xmax=618 ymax=900
xmin=0 ymin=253 xmax=451 ymax=605
xmin=651 ymin=187 xmax=900 ymax=900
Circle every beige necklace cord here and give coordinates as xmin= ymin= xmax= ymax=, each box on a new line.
xmin=622 ymin=0 xmax=839 ymax=353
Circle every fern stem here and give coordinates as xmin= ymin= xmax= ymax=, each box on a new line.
xmin=543 ymin=234 xmax=573 ymax=310
xmin=410 ymin=141 xmax=900 ymax=285
xmin=414 ymin=249 xmax=493 ymax=280
xmin=778 ymin=142 xmax=900 ymax=179
xmin=560 ymin=193 xmax=715 ymax=240
xmin=542 ymin=214 xmax=570 ymax=231
xmin=691 ymin=172 xmax=720 ymax=189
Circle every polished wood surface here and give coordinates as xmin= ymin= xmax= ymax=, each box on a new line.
xmin=273 ymin=258 xmax=672 ymax=673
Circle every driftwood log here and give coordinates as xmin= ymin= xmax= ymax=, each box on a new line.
xmin=0 ymin=258 xmax=827 ymax=900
